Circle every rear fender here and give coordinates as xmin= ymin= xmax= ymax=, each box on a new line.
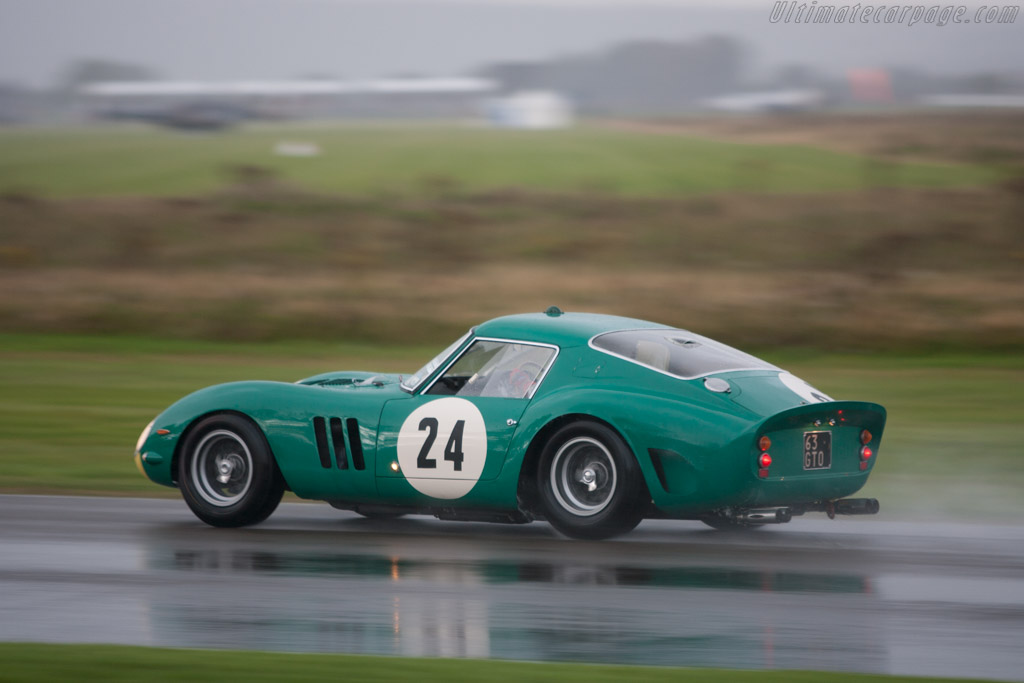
xmin=500 ymin=386 xmax=757 ymax=511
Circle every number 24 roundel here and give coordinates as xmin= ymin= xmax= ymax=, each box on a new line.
xmin=396 ymin=397 xmax=488 ymax=499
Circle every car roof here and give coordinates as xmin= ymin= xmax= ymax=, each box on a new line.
xmin=474 ymin=311 xmax=667 ymax=347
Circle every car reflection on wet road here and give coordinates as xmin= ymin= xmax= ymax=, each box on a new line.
xmin=2 ymin=495 xmax=1023 ymax=681
xmin=151 ymin=546 xmax=876 ymax=668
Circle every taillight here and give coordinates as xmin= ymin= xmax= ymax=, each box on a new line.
xmin=860 ymin=430 xmax=872 ymax=445
xmin=859 ymin=445 xmax=873 ymax=471
xmin=757 ymin=436 xmax=771 ymax=478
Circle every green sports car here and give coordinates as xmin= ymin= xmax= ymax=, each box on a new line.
xmin=134 ymin=308 xmax=885 ymax=539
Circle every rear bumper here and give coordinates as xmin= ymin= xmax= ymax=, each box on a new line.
xmin=742 ymin=470 xmax=872 ymax=508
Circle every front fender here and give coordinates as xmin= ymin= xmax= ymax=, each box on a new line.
xmin=136 ymin=380 xmax=389 ymax=501
xmin=137 ymin=382 xmax=288 ymax=487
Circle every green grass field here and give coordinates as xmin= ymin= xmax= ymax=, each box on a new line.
xmin=0 ymin=124 xmax=999 ymax=198
xmin=0 ymin=644 xmax=992 ymax=683
xmin=2 ymin=333 xmax=1021 ymax=518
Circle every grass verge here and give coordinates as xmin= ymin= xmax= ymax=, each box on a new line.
xmin=0 ymin=644 xmax=995 ymax=683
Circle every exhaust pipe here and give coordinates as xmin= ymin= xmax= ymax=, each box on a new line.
xmin=737 ymin=507 xmax=792 ymax=524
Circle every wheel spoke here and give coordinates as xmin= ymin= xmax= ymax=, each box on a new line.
xmin=550 ymin=436 xmax=617 ymax=517
xmin=191 ymin=430 xmax=253 ymax=507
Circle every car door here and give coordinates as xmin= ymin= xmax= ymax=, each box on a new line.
xmin=375 ymin=338 xmax=558 ymax=503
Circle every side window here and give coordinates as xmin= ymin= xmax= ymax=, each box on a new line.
xmin=426 ymin=340 xmax=555 ymax=399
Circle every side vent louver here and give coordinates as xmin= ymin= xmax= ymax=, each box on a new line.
xmin=329 ymin=417 xmax=348 ymax=470
xmin=312 ymin=416 xmax=366 ymax=471
xmin=313 ymin=417 xmax=331 ymax=469
xmin=647 ymin=448 xmax=673 ymax=493
xmin=347 ymin=418 xmax=365 ymax=470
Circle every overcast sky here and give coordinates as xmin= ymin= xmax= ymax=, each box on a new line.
xmin=1 ymin=0 xmax=1020 ymax=87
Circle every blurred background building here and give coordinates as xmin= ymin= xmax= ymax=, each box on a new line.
xmin=1 ymin=0 xmax=1023 ymax=127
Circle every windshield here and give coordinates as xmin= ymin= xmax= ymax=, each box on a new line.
xmin=591 ymin=329 xmax=777 ymax=379
xmin=400 ymin=329 xmax=473 ymax=392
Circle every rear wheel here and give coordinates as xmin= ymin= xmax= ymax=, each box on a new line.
xmin=178 ymin=414 xmax=284 ymax=527
xmin=537 ymin=421 xmax=645 ymax=540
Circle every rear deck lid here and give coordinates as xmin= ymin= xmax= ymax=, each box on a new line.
xmin=724 ymin=370 xmax=836 ymax=417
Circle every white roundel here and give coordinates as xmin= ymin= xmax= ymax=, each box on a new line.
xmin=397 ymin=397 xmax=488 ymax=499
xmin=779 ymin=372 xmax=834 ymax=404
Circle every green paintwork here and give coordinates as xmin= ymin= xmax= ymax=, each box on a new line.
xmin=136 ymin=312 xmax=886 ymax=519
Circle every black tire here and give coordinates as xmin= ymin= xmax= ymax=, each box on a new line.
xmin=178 ymin=413 xmax=285 ymax=527
xmin=536 ymin=421 xmax=646 ymax=540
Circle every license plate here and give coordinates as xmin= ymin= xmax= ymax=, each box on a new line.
xmin=803 ymin=431 xmax=832 ymax=470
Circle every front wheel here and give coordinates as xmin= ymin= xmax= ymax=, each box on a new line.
xmin=536 ymin=421 xmax=646 ymax=540
xmin=178 ymin=413 xmax=285 ymax=527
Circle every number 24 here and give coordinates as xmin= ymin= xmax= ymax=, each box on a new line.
xmin=416 ymin=417 xmax=465 ymax=471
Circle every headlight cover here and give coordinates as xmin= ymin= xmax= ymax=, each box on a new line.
xmin=135 ymin=419 xmax=155 ymax=454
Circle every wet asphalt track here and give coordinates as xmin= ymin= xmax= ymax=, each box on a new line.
xmin=2 ymin=495 xmax=1023 ymax=681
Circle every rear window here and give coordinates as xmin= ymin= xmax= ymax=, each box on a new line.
xmin=591 ymin=329 xmax=777 ymax=379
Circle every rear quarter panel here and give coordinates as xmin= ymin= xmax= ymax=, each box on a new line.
xmin=499 ymin=350 xmax=887 ymax=518
xmin=497 ymin=350 xmax=766 ymax=515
